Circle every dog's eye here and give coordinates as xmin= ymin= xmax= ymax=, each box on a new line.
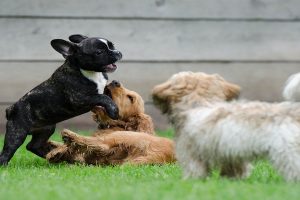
xmin=96 ymin=50 xmax=104 ymax=55
xmin=127 ymin=95 xmax=134 ymax=103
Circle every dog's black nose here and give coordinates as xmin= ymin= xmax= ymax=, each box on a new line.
xmin=111 ymin=80 xmax=121 ymax=87
xmin=114 ymin=51 xmax=122 ymax=60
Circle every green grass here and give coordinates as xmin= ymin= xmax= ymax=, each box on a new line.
xmin=0 ymin=130 xmax=300 ymax=200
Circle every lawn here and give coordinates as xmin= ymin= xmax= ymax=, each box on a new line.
xmin=0 ymin=130 xmax=300 ymax=200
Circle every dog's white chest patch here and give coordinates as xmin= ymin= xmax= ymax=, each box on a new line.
xmin=80 ymin=69 xmax=107 ymax=94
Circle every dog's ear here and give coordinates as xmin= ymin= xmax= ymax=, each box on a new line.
xmin=51 ymin=39 xmax=77 ymax=57
xmin=224 ymin=82 xmax=241 ymax=101
xmin=69 ymin=34 xmax=88 ymax=43
xmin=127 ymin=114 xmax=155 ymax=135
xmin=127 ymin=94 xmax=135 ymax=104
xmin=212 ymin=74 xmax=240 ymax=101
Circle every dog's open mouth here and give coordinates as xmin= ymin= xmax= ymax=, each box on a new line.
xmin=104 ymin=86 xmax=112 ymax=98
xmin=104 ymin=63 xmax=117 ymax=73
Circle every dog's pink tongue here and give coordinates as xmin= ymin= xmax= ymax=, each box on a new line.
xmin=106 ymin=63 xmax=117 ymax=72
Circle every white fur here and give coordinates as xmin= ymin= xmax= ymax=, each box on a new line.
xmin=154 ymin=72 xmax=300 ymax=181
xmin=80 ymin=69 xmax=107 ymax=94
xmin=98 ymin=39 xmax=108 ymax=47
xmin=176 ymin=101 xmax=300 ymax=181
xmin=283 ymin=73 xmax=300 ymax=101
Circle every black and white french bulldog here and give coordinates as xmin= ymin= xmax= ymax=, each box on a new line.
xmin=0 ymin=34 xmax=122 ymax=165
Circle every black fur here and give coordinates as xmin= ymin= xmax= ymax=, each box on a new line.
xmin=0 ymin=34 xmax=122 ymax=165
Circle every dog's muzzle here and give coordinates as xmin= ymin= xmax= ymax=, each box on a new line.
xmin=113 ymin=51 xmax=122 ymax=60
xmin=110 ymin=80 xmax=121 ymax=88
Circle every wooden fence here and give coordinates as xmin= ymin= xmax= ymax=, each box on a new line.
xmin=1 ymin=0 xmax=300 ymax=132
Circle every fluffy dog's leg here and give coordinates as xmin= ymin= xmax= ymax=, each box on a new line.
xmin=26 ymin=125 xmax=56 ymax=158
xmin=176 ymin=134 xmax=210 ymax=179
xmin=61 ymin=129 xmax=110 ymax=156
xmin=62 ymin=129 xmax=103 ymax=147
xmin=269 ymin=149 xmax=300 ymax=181
xmin=177 ymin=147 xmax=209 ymax=179
xmin=46 ymin=144 xmax=69 ymax=163
xmin=61 ymin=130 xmax=116 ymax=165
xmin=47 ymin=143 xmax=86 ymax=164
xmin=0 ymin=120 xmax=29 ymax=165
xmin=220 ymin=162 xmax=253 ymax=179
xmin=181 ymin=159 xmax=209 ymax=179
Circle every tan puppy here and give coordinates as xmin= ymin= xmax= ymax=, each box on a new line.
xmin=152 ymin=71 xmax=300 ymax=181
xmin=92 ymin=80 xmax=155 ymax=135
xmin=46 ymin=82 xmax=175 ymax=165
xmin=53 ymin=129 xmax=175 ymax=165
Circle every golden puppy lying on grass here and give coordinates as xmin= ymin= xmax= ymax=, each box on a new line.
xmin=46 ymin=81 xmax=175 ymax=165
xmin=92 ymin=80 xmax=155 ymax=135
xmin=152 ymin=71 xmax=300 ymax=181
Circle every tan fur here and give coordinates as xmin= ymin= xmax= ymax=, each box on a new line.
xmin=47 ymin=129 xmax=175 ymax=165
xmin=152 ymin=72 xmax=240 ymax=108
xmin=92 ymin=83 xmax=155 ymax=136
xmin=152 ymin=72 xmax=240 ymax=131
xmin=152 ymin=71 xmax=300 ymax=181
xmin=46 ymin=83 xmax=175 ymax=165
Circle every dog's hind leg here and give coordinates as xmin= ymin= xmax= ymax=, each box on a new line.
xmin=61 ymin=130 xmax=114 ymax=165
xmin=26 ymin=125 xmax=56 ymax=158
xmin=269 ymin=148 xmax=300 ymax=182
xmin=181 ymin=159 xmax=209 ymax=179
xmin=0 ymin=120 xmax=29 ymax=165
xmin=61 ymin=129 xmax=106 ymax=149
xmin=46 ymin=144 xmax=74 ymax=163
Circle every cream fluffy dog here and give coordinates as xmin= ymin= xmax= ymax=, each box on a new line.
xmin=152 ymin=71 xmax=300 ymax=181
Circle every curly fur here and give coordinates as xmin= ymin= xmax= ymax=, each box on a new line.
xmin=47 ymin=129 xmax=175 ymax=165
xmin=92 ymin=82 xmax=155 ymax=136
xmin=152 ymin=71 xmax=300 ymax=181
xmin=46 ymin=83 xmax=175 ymax=165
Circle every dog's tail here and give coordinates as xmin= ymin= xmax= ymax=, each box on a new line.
xmin=283 ymin=73 xmax=300 ymax=101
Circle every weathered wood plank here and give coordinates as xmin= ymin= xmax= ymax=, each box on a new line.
xmin=1 ymin=19 xmax=300 ymax=61
xmin=1 ymin=0 xmax=300 ymax=20
xmin=0 ymin=104 xmax=170 ymax=133
xmin=0 ymin=61 xmax=299 ymax=103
